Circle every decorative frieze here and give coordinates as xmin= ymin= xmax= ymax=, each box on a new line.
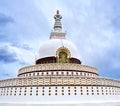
xmin=0 ymin=76 xmax=120 ymax=88
xmin=18 ymin=63 xmax=98 ymax=76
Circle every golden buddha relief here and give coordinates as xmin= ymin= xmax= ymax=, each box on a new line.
xmin=56 ymin=47 xmax=71 ymax=63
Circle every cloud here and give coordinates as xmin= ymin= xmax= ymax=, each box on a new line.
xmin=0 ymin=47 xmax=18 ymax=63
xmin=0 ymin=34 xmax=9 ymax=42
xmin=0 ymin=42 xmax=34 ymax=64
xmin=0 ymin=61 xmax=21 ymax=80
xmin=0 ymin=13 xmax=14 ymax=26
xmin=11 ymin=43 xmax=33 ymax=50
xmin=0 ymin=42 xmax=34 ymax=79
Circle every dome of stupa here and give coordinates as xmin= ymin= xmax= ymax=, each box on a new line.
xmin=38 ymin=39 xmax=80 ymax=60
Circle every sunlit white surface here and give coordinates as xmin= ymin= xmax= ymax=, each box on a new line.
xmin=38 ymin=39 xmax=81 ymax=59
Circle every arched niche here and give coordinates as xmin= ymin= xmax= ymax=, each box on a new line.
xmin=56 ymin=47 xmax=71 ymax=63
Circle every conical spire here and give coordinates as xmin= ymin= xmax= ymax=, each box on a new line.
xmin=50 ymin=10 xmax=66 ymax=39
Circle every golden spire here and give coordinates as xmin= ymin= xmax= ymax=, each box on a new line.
xmin=56 ymin=10 xmax=59 ymax=14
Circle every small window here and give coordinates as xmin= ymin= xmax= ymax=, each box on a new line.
xmin=51 ymin=72 xmax=53 ymax=75
xmin=33 ymin=73 xmax=35 ymax=76
xmin=72 ymin=72 xmax=73 ymax=75
xmin=74 ymin=93 xmax=77 ymax=95
xmin=76 ymin=72 xmax=78 ymax=75
xmin=67 ymin=72 xmax=69 ymax=75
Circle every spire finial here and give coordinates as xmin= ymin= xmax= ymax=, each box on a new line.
xmin=54 ymin=10 xmax=62 ymax=32
xmin=50 ymin=10 xmax=66 ymax=39
xmin=56 ymin=10 xmax=59 ymax=14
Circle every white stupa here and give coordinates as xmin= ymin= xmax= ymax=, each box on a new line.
xmin=0 ymin=10 xmax=120 ymax=106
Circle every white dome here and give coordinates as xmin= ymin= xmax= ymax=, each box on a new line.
xmin=37 ymin=39 xmax=81 ymax=60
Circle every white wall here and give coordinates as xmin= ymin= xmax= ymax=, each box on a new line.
xmin=0 ymin=86 xmax=120 ymax=103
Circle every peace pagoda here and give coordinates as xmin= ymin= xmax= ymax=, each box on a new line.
xmin=0 ymin=10 xmax=120 ymax=106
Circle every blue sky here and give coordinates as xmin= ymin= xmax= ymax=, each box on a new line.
xmin=0 ymin=0 xmax=120 ymax=80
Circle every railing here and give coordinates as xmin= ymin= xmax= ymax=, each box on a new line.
xmin=18 ymin=63 xmax=98 ymax=75
xmin=0 ymin=76 xmax=120 ymax=88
